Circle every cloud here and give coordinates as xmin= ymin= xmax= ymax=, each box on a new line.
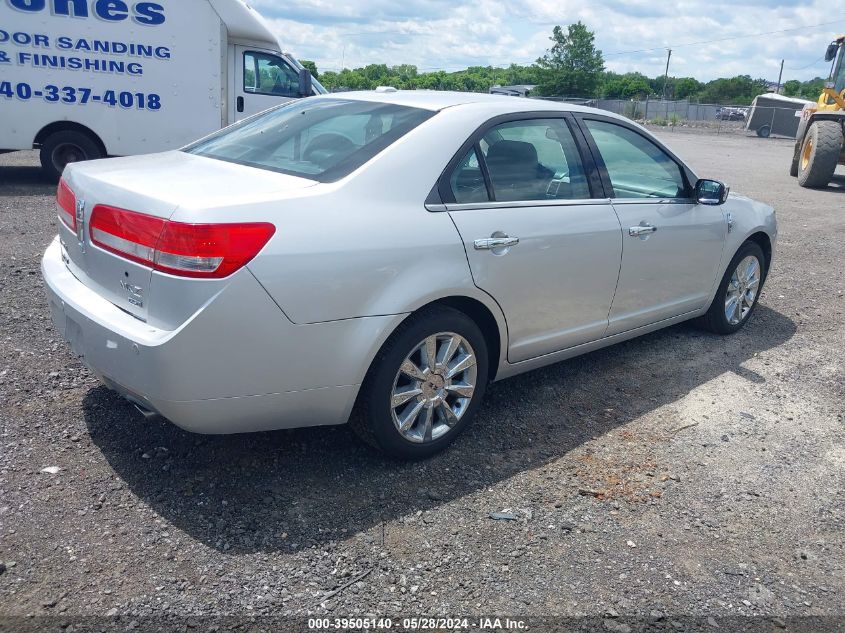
xmin=258 ymin=0 xmax=845 ymax=81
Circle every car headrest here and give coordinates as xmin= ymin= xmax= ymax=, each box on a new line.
xmin=486 ymin=140 xmax=539 ymax=169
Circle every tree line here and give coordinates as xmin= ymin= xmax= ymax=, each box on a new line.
xmin=299 ymin=22 xmax=827 ymax=105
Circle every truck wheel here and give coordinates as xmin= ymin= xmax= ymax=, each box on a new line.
xmin=797 ymin=121 xmax=843 ymax=189
xmin=39 ymin=130 xmax=103 ymax=181
xmin=756 ymin=125 xmax=771 ymax=138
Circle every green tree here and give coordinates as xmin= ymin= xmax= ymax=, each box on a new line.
xmin=800 ymin=77 xmax=825 ymax=99
xmin=535 ymin=22 xmax=605 ymax=97
xmin=602 ymin=71 xmax=651 ymax=98
xmin=299 ymin=60 xmax=319 ymax=80
xmin=782 ymin=79 xmax=801 ymax=97
xmin=698 ymin=75 xmax=768 ymax=104
xmin=675 ymin=77 xmax=704 ymax=100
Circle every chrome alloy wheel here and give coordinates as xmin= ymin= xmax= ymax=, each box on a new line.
xmin=390 ymin=332 xmax=478 ymax=444
xmin=725 ymin=255 xmax=761 ymax=326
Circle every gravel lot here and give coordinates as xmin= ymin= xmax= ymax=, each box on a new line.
xmin=1 ymin=129 xmax=844 ymax=627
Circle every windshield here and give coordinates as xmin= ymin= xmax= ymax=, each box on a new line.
xmin=185 ymin=98 xmax=434 ymax=182
xmin=833 ymin=45 xmax=845 ymax=94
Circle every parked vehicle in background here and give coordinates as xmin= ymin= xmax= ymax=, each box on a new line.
xmin=790 ymin=35 xmax=845 ymax=188
xmin=489 ymin=85 xmax=536 ymax=97
xmin=745 ymin=93 xmax=811 ymax=138
xmin=42 ymin=91 xmax=777 ymax=459
xmin=0 ymin=0 xmax=324 ymax=179
xmin=715 ymin=107 xmax=747 ymax=121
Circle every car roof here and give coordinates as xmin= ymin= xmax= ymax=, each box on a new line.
xmin=319 ymin=89 xmax=615 ymax=118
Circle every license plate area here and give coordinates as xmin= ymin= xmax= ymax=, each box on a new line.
xmin=65 ymin=315 xmax=85 ymax=359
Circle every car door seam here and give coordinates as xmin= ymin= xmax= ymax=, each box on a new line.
xmin=604 ymin=201 xmax=625 ymax=338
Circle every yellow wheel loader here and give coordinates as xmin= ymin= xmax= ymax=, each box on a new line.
xmin=790 ymin=36 xmax=845 ymax=188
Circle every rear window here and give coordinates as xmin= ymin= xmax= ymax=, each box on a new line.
xmin=184 ymin=98 xmax=435 ymax=182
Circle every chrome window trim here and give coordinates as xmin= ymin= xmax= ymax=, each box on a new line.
xmin=426 ymin=198 xmax=612 ymax=212
xmin=610 ymin=198 xmax=696 ymax=205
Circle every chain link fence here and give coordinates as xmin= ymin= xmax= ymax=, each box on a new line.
xmin=538 ymin=96 xmax=809 ymax=139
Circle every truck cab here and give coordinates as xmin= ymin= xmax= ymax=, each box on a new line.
xmin=0 ymin=0 xmax=325 ymax=179
xmin=233 ymin=47 xmax=324 ymax=122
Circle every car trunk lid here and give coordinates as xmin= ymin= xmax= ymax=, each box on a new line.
xmin=58 ymin=151 xmax=316 ymax=325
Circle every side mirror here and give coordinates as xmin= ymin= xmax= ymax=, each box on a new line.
xmin=825 ymin=43 xmax=839 ymax=63
xmin=298 ymin=68 xmax=313 ymax=97
xmin=695 ymin=179 xmax=730 ymax=205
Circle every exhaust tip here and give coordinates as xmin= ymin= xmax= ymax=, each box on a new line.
xmin=131 ymin=401 xmax=162 ymax=421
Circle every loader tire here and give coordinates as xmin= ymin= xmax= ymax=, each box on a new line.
xmin=789 ymin=142 xmax=800 ymax=177
xmin=797 ymin=121 xmax=842 ymax=189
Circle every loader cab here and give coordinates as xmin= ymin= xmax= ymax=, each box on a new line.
xmin=827 ymin=38 xmax=845 ymax=95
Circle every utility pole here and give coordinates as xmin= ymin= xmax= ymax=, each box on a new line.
xmin=661 ymin=48 xmax=672 ymax=101
xmin=776 ymin=59 xmax=784 ymax=94
xmin=662 ymin=48 xmax=672 ymax=121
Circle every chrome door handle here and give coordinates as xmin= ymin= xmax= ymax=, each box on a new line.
xmin=474 ymin=236 xmax=520 ymax=250
xmin=629 ymin=224 xmax=658 ymax=237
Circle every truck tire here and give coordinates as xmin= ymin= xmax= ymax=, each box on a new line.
xmin=39 ymin=130 xmax=103 ymax=181
xmin=797 ymin=121 xmax=843 ymax=189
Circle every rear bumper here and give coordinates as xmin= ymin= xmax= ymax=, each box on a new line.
xmin=42 ymin=237 xmax=403 ymax=434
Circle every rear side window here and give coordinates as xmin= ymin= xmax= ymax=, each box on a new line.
xmin=185 ymin=99 xmax=435 ymax=182
xmin=584 ymin=120 xmax=687 ymax=199
xmin=448 ymin=118 xmax=591 ymax=204
xmin=450 ymin=148 xmax=489 ymax=203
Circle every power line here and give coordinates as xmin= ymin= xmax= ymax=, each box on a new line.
xmin=786 ymin=55 xmax=826 ymax=71
xmin=601 ymin=16 xmax=845 ymax=58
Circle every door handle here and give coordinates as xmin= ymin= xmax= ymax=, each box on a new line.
xmin=474 ymin=236 xmax=520 ymax=250
xmin=628 ymin=224 xmax=657 ymax=237
xmin=237 ymin=96 xmax=245 ymax=113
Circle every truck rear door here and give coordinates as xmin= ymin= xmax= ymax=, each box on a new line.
xmin=233 ymin=46 xmax=302 ymax=121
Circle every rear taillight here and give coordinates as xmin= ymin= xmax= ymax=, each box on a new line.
xmin=57 ymin=178 xmax=76 ymax=231
xmin=89 ymin=205 xmax=275 ymax=279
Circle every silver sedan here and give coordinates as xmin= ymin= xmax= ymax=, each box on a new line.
xmin=42 ymin=91 xmax=777 ymax=459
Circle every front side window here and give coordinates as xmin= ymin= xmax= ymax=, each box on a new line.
xmin=585 ymin=120 xmax=688 ymax=199
xmin=448 ymin=118 xmax=590 ymax=203
xmin=244 ymin=52 xmax=301 ymax=98
xmin=185 ymin=99 xmax=435 ymax=182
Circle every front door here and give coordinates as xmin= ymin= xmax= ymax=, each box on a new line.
xmin=444 ymin=117 xmax=623 ymax=363
xmin=234 ymin=47 xmax=302 ymax=121
xmin=579 ymin=118 xmax=727 ymax=335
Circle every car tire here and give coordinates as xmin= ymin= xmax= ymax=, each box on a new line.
xmin=350 ymin=306 xmax=489 ymax=460
xmin=756 ymin=125 xmax=771 ymax=138
xmin=797 ymin=121 xmax=842 ymax=189
xmin=40 ymin=130 xmax=103 ymax=181
xmin=696 ymin=241 xmax=767 ymax=335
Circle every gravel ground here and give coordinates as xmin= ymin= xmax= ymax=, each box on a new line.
xmin=0 ymin=130 xmax=844 ymax=626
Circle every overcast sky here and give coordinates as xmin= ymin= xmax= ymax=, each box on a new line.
xmin=252 ymin=0 xmax=845 ymax=81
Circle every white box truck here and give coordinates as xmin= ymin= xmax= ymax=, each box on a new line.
xmin=0 ymin=0 xmax=325 ymax=178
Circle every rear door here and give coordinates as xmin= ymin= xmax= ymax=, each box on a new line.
xmin=443 ymin=115 xmax=623 ymax=363
xmin=234 ymin=47 xmax=302 ymax=121
xmin=577 ymin=116 xmax=727 ymax=335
